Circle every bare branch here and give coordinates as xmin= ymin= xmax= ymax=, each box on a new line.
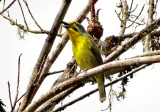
xmin=119 ymin=0 xmax=128 ymax=36
xmin=0 ymin=0 xmax=16 ymax=15
xmin=154 ymin=0 xmax=158 ymax=12
xmin=128 ymin=18 xmax=145 ymax=26
xmin=130 ymin=4 xmax=138 ymax=13
xmin=129 ymin=0 xmax=134 ymax=12
xmin=18 ymin=0 xmax=72 ymax=111
xmin=105 ymin=29 xmax=160 ymax=43
xmin=36 ymin=57 xmax=77 ymax=112
xmin=8 ymin=81 xmax=12 ymax=110
xmin=115 ymin=10 xmax=121 ymax=21
xmin=45 ymin=70 xmax=64 ymax=76
xmin=3 ymin=0 xmax=6 ymax=10
xmin=144 ymin=0 xmax=154 ymax=52
xmin=12 ymin=54 xmax=22 ymax=112
xmin=16 ymin=78 xmax=36 ymax=102
xmin=35 ymin=49 xmax=160 ymax=111
xmin=104 ymin=16 xmax=160 ymax=63
xmin=24 ymin=55 xmax=160 ymax=112
xmin=36 ymin=84 xmax=83 ymax=112
xmin=105 ymin=50 xmax=160 ymax=77
xmin=53 ymin=64 xmax=148 ymax=112
xmin=126 ymin=4 xmax=145 ymax=28
xmin=1 ymin=14 xmax=49 ymax=34
xmin=17 ymin=0 xmax=29 ymax=29
xmin=23 ymin=0 xmax=43 ymax=30
xmin=131 ymin=50 xmax=160 ymax=58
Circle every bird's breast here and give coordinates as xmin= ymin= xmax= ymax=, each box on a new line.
xmin=72 ymin=39 xmax=97 ymax=70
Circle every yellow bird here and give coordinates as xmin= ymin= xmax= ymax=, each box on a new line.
xmin=62 ymin=21 xmax=106 ymax=102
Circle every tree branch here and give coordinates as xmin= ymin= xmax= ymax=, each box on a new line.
xmin=126 ymin=4 xmax=145 ymax=28
xmin=143 ymin=0 xmax=154 ymax=52
xmin=118 ymin=0 xmax=128 ymax=36
xmin=104 ymin=16 xmax=160 ymax=63
xmin=36 ymin=84 xmax=83 ymax=112
xmin=36 ymin=57 xmax=77 ymax=111
xmin=7 ymin=81 xmax=12 ymax=110
xmin=45 ymin=70 xmax=64 ymax=76
xmin=11 ymin=54 xmax=22 ymax=112
xmin=24 ymin=55 xmax=160 ymax=112
xmin=53 ymin=64 xmax=149 ymax=112
xmin=104 ymin=30 xmax=160 ymax=57
xmin=0 ymin=0 xmax=16 ymax=15
xmin=1 ymin=14 xmax=49 ymax=34
xmin=18 ymin=0 xmax=71 ymax=111
xmin=17 ymin=0 xmax=28 ymax=29
xmin=105 ymin=29 xmax=160 ymax=42
xmin=23 ymin=0 xmax=43 ymax=30
xmin=105 ymin=50 xmax=160 ymax=77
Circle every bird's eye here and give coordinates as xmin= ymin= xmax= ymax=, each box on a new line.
xmin=74 ymin=22 xmax=77 ymax=25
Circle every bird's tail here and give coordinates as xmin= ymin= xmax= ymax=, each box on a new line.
xmin=98 ymin=81 xmax=106 ymax=102
xmin=95 ymin=74 xmax=106 ymax=102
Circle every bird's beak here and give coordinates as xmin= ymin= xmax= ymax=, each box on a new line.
xmin=62 ymin=21 xmax=71 ymax=28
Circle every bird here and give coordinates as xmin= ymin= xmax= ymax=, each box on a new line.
xmin=62 ymin=21 xmax=106 ymax=102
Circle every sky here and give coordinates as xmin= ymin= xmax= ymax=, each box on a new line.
xmin=0 ymin=0 xmax=160 ymax=112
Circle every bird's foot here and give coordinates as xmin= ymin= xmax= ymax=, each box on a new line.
xmin=83 ymin=68 xmax=89 ymax=72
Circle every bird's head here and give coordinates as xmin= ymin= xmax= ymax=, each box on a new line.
xmin=62 ymin=21 xmax=86 ymax=34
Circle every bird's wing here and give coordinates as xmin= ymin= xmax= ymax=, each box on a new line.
xmin=90 ymin=41 xmax=103 ymax=65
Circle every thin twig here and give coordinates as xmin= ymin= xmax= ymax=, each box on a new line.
xmin=0 ymin=0 xmax=16 ymax=15
xmin=16 ymin=75 xmax=37 ymax=102
xmin=2 ymin=14 xmax=49 ymax=34
xmin=115 ymin=10 xmax=122 ymax=21
xmin=130 ymin=14 xmax=146 ymax=25
xmin=126 ymin=4 xmax=145 ymax=28
xmin=16 ymin=79 xmax=34 ymax=102
xmin=23 ymin=0 xmax=43 ymax=30
xmin=45 ymin=70 xmax=64 ymax=76
xmin=8 ymin=81 xmax=13 ymax=110
xmin=105 ymin=29 xmax=160 ymax=41
xmin=11 ymin=54 xmax=22 ymax=112
xmin=130 ymin=4 xmax=138 ymax=13
xmin=129 ymin=0 xmax=134 ymax=12
xmin=16 ymin=55 xmax=46 ymax=103
xmin=104 ymin=10 xmax=160 ymax=63
xmin=154 ymin=0 xmax=158 ymax=13
xmin=17 ymin=0 xmax=29 ymax=29
xmin=53 ymin=64 xmax=149 ymax=112
xmin=3 ymin=0 xmax=6 ymax=10
xmin=16 ymin=61 xmax=48 ymax=103
xmin=128 ymin=18 xmax=145 ymax=26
